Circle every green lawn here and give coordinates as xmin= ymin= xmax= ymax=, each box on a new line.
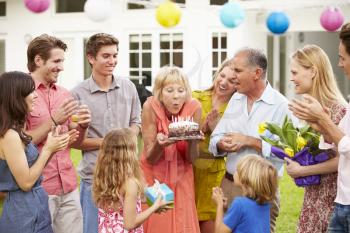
xmin=276 ymin=171 xmax=304 ymax=232
xmin=0 ymin=149 xmax=304 ymax=232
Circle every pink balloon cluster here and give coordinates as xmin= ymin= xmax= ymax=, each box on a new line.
xmin=320 ymin=7 xmax=344 ymax=32
xmin=24 ymin=0 xmax=50 ymax=13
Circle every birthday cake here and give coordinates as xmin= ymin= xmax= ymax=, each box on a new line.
xmin=168 ymin=117 xmax=200 ymax=138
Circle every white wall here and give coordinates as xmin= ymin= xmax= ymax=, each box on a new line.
xmin=1 ymin=0 xmax=350 ymax=95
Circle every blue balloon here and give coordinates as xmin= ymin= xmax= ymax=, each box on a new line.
xmin=220 ymin=2 xmax=245 ymax=28
xmin=266 ymin=12 xmax=290 ymax=34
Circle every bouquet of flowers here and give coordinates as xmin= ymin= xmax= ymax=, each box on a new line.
xmin=258 ymin=116 xmax=330 ymax=187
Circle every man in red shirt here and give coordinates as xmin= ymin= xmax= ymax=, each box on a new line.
xmin=26 ymin=34 xmax=91 ymax=233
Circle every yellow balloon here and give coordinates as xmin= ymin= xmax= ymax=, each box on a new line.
xmin=156 ymin=1 xmax=182 ymax=28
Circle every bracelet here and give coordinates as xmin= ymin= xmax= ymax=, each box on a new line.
xmin=51 ymin=116 xmax=58 ymax=126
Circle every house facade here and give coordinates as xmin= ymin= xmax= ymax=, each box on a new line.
xmin=0 ymin=0 xmax=349 ymax=99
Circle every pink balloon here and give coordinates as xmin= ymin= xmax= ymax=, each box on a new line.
xmin=320 ymin=7 xmax=344 ymax=32
xmin=24 ymin=0 xmax=50 ymax=13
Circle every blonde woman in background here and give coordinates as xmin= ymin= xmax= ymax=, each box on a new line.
xmin=286 ymin=44 xmax=346 ymax=233
xmin=192 ymin=58 xmax=236 ymax=233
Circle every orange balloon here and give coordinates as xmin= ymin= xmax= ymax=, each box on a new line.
xmin=156 ymin=1 xmax=182 ymax=28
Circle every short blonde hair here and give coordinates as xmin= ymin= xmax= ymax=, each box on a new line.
xmin=236 ymin=155 xmax=278 ymax=205
xmin=153 ymin=66 xmax=192 ymax=102
xmin=292 ymin=44 xmax=346 ymax=107
xmin=92 ymin=128 xmax=144 ymax=209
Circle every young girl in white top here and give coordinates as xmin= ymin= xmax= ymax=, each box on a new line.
xmin=92 ymin=128 xmax=168 ymax=233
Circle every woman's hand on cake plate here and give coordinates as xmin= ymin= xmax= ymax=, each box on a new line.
xmin=156 ymin=133 xmax=176 ymax=147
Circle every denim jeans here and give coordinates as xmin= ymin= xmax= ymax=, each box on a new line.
xmin=328 ymin=203 xmax=350 ymax=233
xmin=80 ymin=180 xmax=98 ymax=233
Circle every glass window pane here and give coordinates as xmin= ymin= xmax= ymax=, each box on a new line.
xmin=130 ymin=35 xmax=139 ymax=42
xmin=173 ymin=52 xmax=183 ymax=67
xmin=160 ymin=34 xmax=170 ymax=41
xmin=173 ymin=0 xmax=185 ymax=4
xmin=142 ymin=34 xmax=151 ymax=42
xmin=221 ymin=35 xmax=227 ymax=48
xmin=127 ymin=0 xmax=151 ymax=9
xmin=173 ymin=33 xmax=183 ymax=41
xmin=0 ymin=2 xmax=6 ymax=16
xmin=142 ymin=34 xmax=151 ymax=49
xmin=142 ymin=41 xmax=151 ymax=50
xmin=142 ymin=71 xmax=152 ymax=86
xmin=130 ymin=41 xmax=139 ymax=50
xmin=212 ymin=52 xmax=218 ymax=67
xmin=127 ymin=3 xmax=145 ymax=9
xmin=142 ymin=53 xmax=152 ymax=68
xmin=129 ymin=71 xmax=140 ymax=86
xmin=160 ymin=34 xmax=170 ymax=50
xmin=130 ymin=71 xmax=139 ymax=76
xmin=173 ymin=40 xmax=183 ymax=50
xmin=160 ymin=41 xmax=170 ymax=50
xmin=160 ymin=53 xmax=170 ymax=67
xmin=130 ymin=53 xmax=139 ymax=68
xmin=210 ymin=0 xmax=228 ymax=5
xmin=212 ymin=36 xmax=218 ymax=49
xmin=56 ymin=0 xmax=86 ymax=13
xmin=221 ymin=52 xmax=227 ymax=63
xmin=129 ymin=35 xmax=139 ymax=50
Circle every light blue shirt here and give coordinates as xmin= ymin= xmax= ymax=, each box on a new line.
xmin=209 ymin=83 xmax=291 ymax=177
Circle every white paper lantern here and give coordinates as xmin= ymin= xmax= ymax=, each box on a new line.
xmin=84 ymin=0 xmax=112 ymax=22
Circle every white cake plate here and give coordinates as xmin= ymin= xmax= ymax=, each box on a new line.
xmin=168 ymin=135 xmax=203 ymax=141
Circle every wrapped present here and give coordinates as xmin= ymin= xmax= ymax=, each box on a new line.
xmin=145 ymin=180 xmax=174 ymax=207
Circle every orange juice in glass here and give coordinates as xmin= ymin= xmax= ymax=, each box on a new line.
xmin=71 ymin=100 xmax=81 ymax=123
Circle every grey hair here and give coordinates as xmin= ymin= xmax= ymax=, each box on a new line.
xmin=236 ymin=47 xmax=267 ymax=79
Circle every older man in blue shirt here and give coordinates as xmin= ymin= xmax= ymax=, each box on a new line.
xmin=209 ymin=48 xmax=291 ymax=233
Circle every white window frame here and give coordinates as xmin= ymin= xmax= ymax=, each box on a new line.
xmin=212 ymin=32 xmax=227 ymax=74
xmin=159 ymin=33 xmax=183 ymax=67
xmin=129 ymin=34 xmax=152 ymax=86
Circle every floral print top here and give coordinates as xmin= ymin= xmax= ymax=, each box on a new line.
xmin=98 ymin=197 xmax=143 ymax=233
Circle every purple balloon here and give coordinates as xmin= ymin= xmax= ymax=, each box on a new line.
xmin=320 ymin=7 xmax=344 ymax=32
xmin=24 ymin=0 xmax=50 ymax=13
